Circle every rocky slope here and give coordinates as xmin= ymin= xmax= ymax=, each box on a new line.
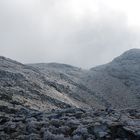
xmin=29 ymin=63 xmax=103 ymax=109
xmin=0 ymin=49 xmax=140 ymax=113
xmin=83 ymin=49 xmax=140 ymax=109
xmin=30 ymin=49 xmax=140 ymax=109
xmin=0 ymin=49 xmax=140 ymax=139
xmin=0 ymin=57 xmax=92 ymax=113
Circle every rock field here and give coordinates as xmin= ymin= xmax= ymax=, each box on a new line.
xmin=0 ymin=107 xmax=140 ymax=140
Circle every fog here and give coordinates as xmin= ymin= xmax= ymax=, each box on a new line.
xmin=0 ymin=0 xmax=140 ymax=68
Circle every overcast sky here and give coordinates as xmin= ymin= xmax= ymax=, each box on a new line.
xmin=0 ymin=0 xmax=140 ymax=68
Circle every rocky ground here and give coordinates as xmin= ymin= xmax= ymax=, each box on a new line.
xmin=0 ymin=107 xmax=140 ymax=140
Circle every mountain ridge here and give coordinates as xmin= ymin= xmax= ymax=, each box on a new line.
xmin=0 ymin=49 xmax=140 ymax=111
xmin=0 ymin=49 xmax=140 ymax=139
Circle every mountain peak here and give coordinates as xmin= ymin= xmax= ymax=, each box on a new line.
xmin=0 ymin=56 xmax=8 ymax=60
xmin=113 ymin=48 xmax=140 ymax=63
xmin=122 ymin=48 xmax=140 ymax=56
xmin=0 ymin=56 xmax=23 ymax=66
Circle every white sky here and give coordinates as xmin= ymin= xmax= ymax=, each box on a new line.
xmin=0 ymin=0 xmax=140 ymax=68
xmin=40 ymin=0 xmax=140 ymax=28
xmin=100 ymin=0 xmax=140 ymax=28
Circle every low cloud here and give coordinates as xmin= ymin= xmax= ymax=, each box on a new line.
xmin=0 ymin=0 xmax=140 ymax=68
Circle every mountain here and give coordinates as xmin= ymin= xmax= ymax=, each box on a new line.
xmin=29 ymin=63 xmax=103 ymax=109
xmin=0 ymin=57 xmax=104 ymax=115
xmin=84 ymin=49 xmax=140 ymax=109
xmin=0 ymin=49 xmax=140 ymax=139
xmin=0 ymin=49 xmax=140 ymax=114
xmin=30 ymin=49 xmax=140 ymax=109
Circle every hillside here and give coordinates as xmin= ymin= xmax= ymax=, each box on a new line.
xmin=0 ymin=49 xmax=140 ymax=114
xmin=30 ymin=49 xmax=140 ymax=109
xmin=84 ymin=49 xmax=140 ymax=109
xmin=0 ymin=49 xmax=140 ymax=139
xmin=0 ymin=58 xmax=105 ymax=114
